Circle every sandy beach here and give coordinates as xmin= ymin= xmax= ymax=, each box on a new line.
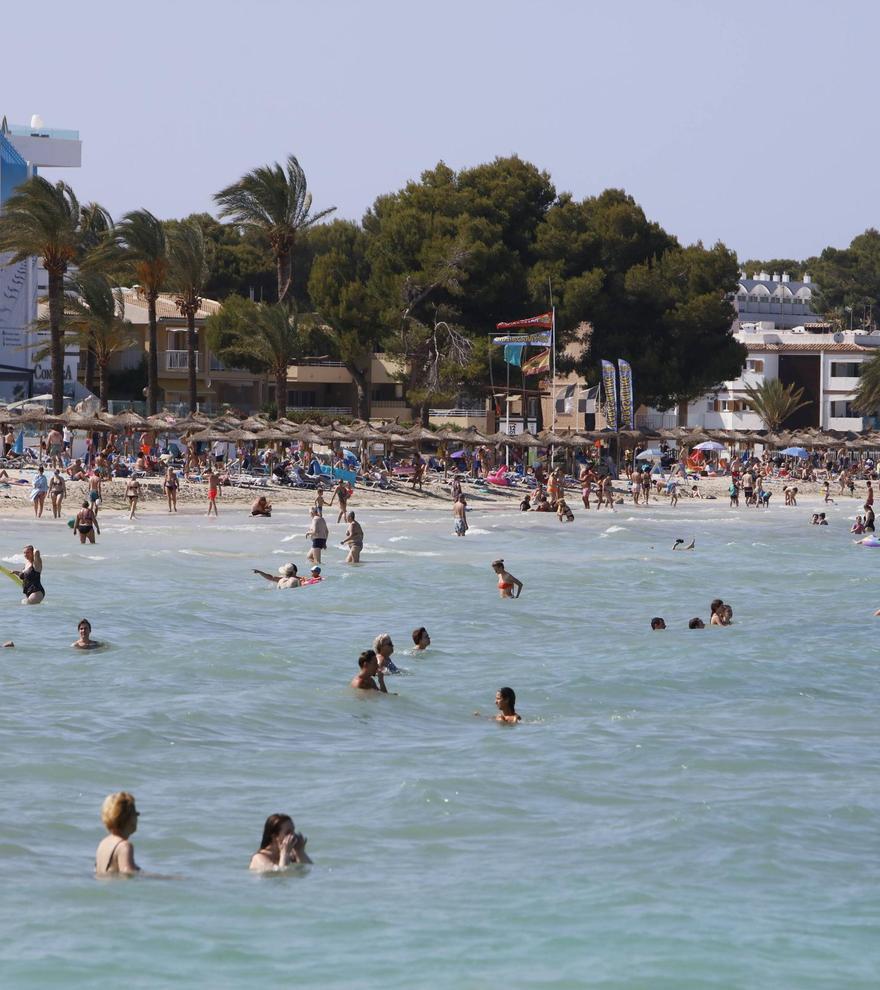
xmin=0 ymin=468 xmax=864 ymax=517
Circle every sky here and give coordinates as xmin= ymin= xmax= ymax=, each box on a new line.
xmin=4 ymin=0 xmax=877 ymax=262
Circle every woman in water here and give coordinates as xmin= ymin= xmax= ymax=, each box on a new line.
xmin=249 ymin=813 xmax=312 ymax=871
xmin=491 ymin=559 xmax=523 ymax=599
xmin=476 ymin=687 xmax=522 ymax=723
xmin=48 ymin=469 xmax=66 ymax=519
xmin=411 ymin=627 xmax=431 ymax=651
xmin=72 ymin=618 xmax=101 ymax=649
xmin=95 ymin=791 xmax=140 ymax=876
xmin=852 ymin=515 xmax=866 ymax=534
xmin=709 ymin=598 xmax=727 ymax=626
xmin=13 ymin=545 xmax=44 ymax=605
xmin=163 ymin=467 xmax=179 ymax=513
xmin=373 ymin=632 xmax=399 ymax=674
xmin=74 ymin=500 xmax=100 ymax=544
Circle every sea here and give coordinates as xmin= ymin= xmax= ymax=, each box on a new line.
xmin=0 ymin=496 xmax=877 ymax=988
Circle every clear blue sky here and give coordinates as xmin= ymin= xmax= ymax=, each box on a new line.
xmin=5 ymin=0 xmax=876 ymax=262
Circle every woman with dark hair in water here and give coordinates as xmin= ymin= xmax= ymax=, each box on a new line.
xmin=249 ymin=814 xmax=312 ymax=871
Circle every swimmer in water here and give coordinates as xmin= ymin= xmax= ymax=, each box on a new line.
xmin=411 ymin=627 xmax=431 ymax=651
xmin=253 ymin=562 xmax=302 ymax=589
xmin=95 ymin=791 xmax=140 ymax=876
xmin=475 ymin=686 xmax=521 ymax=723
xmin=491 ymin=559 xmax=523 ymax=599
xmin=250 ymin=495 xmax=272 ymax=517
xmin=13 ymin=545 xmax=45 ymax=605
xmin=709 ymin=599 xmax=727 ymax=626
xmin=650 ymin=616 xmax=666 ymax=630
xmin=350 ymin=649 xmax=388 ymax=692
xmin=72 ymin=618 xmax=101 ymax=649
xmin=688 ymin=617 xmax=705 ymax=629
xmin=373 ymin=632 xmax=399 ymax=674
xmin=249 ymin=813 xmax=312 ymax=872
xmin=672 ymin=538 xmax=695 ymax=550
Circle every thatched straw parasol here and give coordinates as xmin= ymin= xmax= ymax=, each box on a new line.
xmin=109 ymin=409 xmax=147 ymax=428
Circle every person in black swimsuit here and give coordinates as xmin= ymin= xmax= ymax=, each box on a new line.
xmin=13 ymin=545 xmax=44 ymax=605
xmin=74 ymin=501 xmax=100 ymax=545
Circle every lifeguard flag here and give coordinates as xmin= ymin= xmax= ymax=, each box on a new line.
xmin=496 ymin=312 xmax=553 ymax=331
xmin=521 ymin=349 xmax=551 ymax=376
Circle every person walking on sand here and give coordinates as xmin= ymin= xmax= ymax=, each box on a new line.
xmin=48 ymin=469 xmax=66 ymax=519
xmin=330 ymin=477 xmax=351 ymax=524
xmin=307 ymin=506 xmax=329 ymax=564
xmin=74 ymin=500 xmax=100 ymax=544
xmin=491 ymin=559 xmax=523 ymax=599
xmin=163 ymin=467 xmax=179 ymax=513
xmin=314 ymin=484 xmax=326 ymax=517
xmin=30 ymin=466 xmax=48 ymax=518
xmin=125 ymin=476 xmax=141 ymax=519
xmin=342 ymin=511 xmax=364 ymax=563
xmin=206 ymin=468 xmax=220 ymax=516
xmin=453 ymin=493 xmax=469 ymax=537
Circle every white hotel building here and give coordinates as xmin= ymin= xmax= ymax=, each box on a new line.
xmin=677 ymin=271 xmax=875 ymax=432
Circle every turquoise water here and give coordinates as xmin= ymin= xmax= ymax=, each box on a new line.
xmin=1 ymin=498 xmax=878 ymax=988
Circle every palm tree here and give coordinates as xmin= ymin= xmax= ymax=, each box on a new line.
xmin=743 ymin=378 xmax=812 ymax=431
xmin=214 ymin=155 xmax=335 ymax=307
xmin=167 ymin=221 xmax=209 ymax=412
xmin=33 ymin=275 xmax=134 ymax=409
xmin=76 ymin=202 xmax=115 ymax=393
xmin=117 ymin=210 xmax=168 ymax=414
xmin=853 ymin=352 xmax=880 ymax=415
xmin=0 ymin=177 xmax=85 ymax=413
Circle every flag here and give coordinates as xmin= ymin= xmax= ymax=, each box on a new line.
xmin=618 ymin=359 xmax=634 ymax=429
xmin=13 ymin=429 xmax=24 ymax=455
xmin=492 ymin=331 xmax=552 ymax=346
xmin=503 ymin=344 xmax=525 ymax=366
xmin=496 ymin=312 xmax=553 ymax=331
xmin=581 ymin=384 xmax=600 ymax=414
xmin=521 ymin=349 xmax=551 ymax=376
xmin=555 ymin=383 xmax=577 ymax=415
xmin=601 ymin=360 xmax=618 ymax=431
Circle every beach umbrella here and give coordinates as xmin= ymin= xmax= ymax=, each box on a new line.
xmin=693 ymin=440 xmax=726 ymax=451
xmin=110 ymin=410 xmax=147 ymax=428
xmin=780 ymin=446 xmax=809 ymax=458
xmin=635 ymin=448 xmax=662 ymax=459
xmin=342 ymin=448 xmax=358 ymax=463
xmin=450 ymin=450 xmax=467 ymax=459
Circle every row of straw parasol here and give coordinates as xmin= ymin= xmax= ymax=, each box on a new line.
xmin=2 ymin=406 xmax=880 ymax=452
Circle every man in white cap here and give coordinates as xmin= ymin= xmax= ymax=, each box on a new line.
xmin=252 ymin=562 xmax=302 ymax=589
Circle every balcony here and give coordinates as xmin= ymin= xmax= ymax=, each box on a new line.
xmin=287 ymin=360 xmax=353 ymax=384
xmin=166 ymin=350 xmax=199 ymax=372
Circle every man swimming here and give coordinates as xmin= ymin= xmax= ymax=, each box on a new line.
xmin=672 ymin=538 xmax=695 ymax=550
xmin=350 ymin=649 xmax=387 ymax=692
xmin=253 ymin=563 xmax=302 ymax=589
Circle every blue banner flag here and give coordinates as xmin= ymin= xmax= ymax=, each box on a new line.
xmin=503 ymin=344 xmax=525 ymax=366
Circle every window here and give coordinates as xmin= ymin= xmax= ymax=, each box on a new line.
xmin=830 ymin=400 xmax=855 ymax=418
xmin=748 ymin=294 xmax=758 ymax=302
xmin=830 ymin=362 xmax=861 ymax=378
xmin=287 ymin=389 xmax=316 ymax=407
xmin=707 ymin=399 xmax=716 ymax=411
xmin=745 ymin=359 xmax=764 ymax=373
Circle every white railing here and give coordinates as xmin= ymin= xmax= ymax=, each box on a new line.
xmin=429 ymin=408 xmax=486 ymax=418
xmin=287 ymin=405 xmax=353 ymax=415
xmin=166 ymin=350 xmax=198 ymax=371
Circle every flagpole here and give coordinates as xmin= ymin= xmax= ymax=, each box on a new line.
xmin=549 ymin=278 xmax=557 ymax=432
xmin=505 ymin=359 xmax=510 ymax=466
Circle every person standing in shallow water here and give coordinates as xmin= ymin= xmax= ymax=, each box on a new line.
xmin=491 ymin=559 xmax=523 ymax=599
xmin=453 ymin=493 xmax=468 ymax=537
xmin=13 ymin=545 xmax=44 ymax=604
xmin=342 ymin=512 xmax=363 ymax=563
xmin=48 ymin=470 xmax=66 ymax=519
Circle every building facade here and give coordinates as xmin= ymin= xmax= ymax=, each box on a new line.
xmin=0 ymin=115 xmax=82 ymax=401
xmin=733 ymin=270 xmax=820 ymax=330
